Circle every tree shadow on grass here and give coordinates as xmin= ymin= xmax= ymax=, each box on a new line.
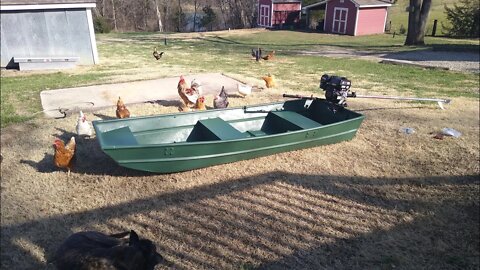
xmin=1 ymin=172 xmax=478 ymax=269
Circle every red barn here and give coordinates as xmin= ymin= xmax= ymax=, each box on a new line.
xmin=303 ymin=0 xmax=392 ymax=35
xmin=258 ymin=0 xmax=302 ymax=28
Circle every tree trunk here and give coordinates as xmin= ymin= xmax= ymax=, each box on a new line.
xmin=219 ymin=0 xmax=229 ymax=29
xmin=111 ymin=0 xmax=118 ymax=31
xmin=177 ymin=0 xmax=182 ymax=32
xmin=154 ymin=0 xmax=163 ymax=32
xmin=193 ymin=0 xmax=198 ymax=32
xmin=405 ymin=0 xmax=432 ymax=45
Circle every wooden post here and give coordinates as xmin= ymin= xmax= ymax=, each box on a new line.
xmin=432 ymin=19 xmax=437 ymax=36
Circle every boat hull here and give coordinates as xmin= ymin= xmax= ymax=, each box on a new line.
xmin=93 ymin=99 xmax=364 ymax=173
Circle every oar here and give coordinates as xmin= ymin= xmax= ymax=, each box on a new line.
xmin=283 ymin=93 xmax=451 ymax=110
xmin=282 ymin=94 xmax=323 ymax=100
xmin=349 ymin=93 xmax=451 ymax=110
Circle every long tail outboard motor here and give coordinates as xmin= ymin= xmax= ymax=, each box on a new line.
xmin=319 ymin=74 xmax=353 ymax=106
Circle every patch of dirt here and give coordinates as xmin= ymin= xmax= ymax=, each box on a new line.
xmin=1 ymin=82 xmax=479 ymax=269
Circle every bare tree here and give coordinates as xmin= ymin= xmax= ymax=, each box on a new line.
xmin=405 ymin=0 xmax=432 ymax=45
xmin=193 ymin=0 xmax=200 ymax=32
xmin=154 ymin=0 xmax=164 ymax=32
xmin=111 ymin=0 xmax=118 ymax=31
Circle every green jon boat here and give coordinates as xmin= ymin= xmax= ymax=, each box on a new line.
xmin=92 ymin=98 xmax=365 ymax=173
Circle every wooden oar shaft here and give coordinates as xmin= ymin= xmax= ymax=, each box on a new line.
xmin=282 ymin=94 xmax=323 ymax=100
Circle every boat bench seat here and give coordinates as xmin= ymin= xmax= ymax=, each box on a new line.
xmin=200 ymin=118 xmax=250 ymax=140
xmin=188 ymin=117 xmax=249 ymax=141
xmin=262 ymin=111 xmax=321 ymax=134
xmin=101 ymin=126 xmax=138 ymax=146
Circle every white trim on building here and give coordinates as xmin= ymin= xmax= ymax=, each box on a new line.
xmin=86 ymin=8 xmax=99 ymax=64
xmin=332 ymin=7 xmax=348 ymax=34
xmin=354 ymin=7 xmax=359 ymax=35
xmin=0 ymin=3 xmax=96 ymax=10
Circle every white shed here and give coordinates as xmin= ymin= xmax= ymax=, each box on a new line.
xmin=0 ymin=0 xmax=99 ymax=70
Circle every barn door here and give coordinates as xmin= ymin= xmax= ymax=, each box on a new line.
xmin=332 ymin=7 xmax=348 ymax=34
xmin=259 ymin=5 xmax=271 ymax=27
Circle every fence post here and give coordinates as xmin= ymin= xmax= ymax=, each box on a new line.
xmin=432 ymin=19 xmax=437 ymax=36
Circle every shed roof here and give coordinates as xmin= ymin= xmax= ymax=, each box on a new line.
xmin=352 ymin=0 xmax=392 ymax=6
xmin=272 ymin=0 xmax=302 ymax=3
xmin=1 ymin=0 xmax=95 ymax=5
xmin=303 ymin=0 xmax=391 ymax=10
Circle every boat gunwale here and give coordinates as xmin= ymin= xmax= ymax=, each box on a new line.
xmin=97 ymin=115 xmax=365 ymax=150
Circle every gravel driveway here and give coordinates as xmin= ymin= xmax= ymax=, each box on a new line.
xmin=297 ymin=47 xmax=479 ymax=73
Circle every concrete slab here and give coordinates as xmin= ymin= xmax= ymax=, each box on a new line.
xmin=40 ymin=73 xmax=242 ymax=118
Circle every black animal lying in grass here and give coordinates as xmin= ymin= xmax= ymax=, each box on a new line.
xmin=53 ymin=230 xmax=165 ymax=270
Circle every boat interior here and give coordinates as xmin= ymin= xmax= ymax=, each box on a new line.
xmin=94 ymin=99 xmax=362 ymax=146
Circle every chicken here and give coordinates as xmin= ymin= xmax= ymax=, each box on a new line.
xmin=214 ymin=86 xmax=229 ymax=109
xmin=53 ymin=137 xmax=76 ymax=176
xmin=153 ymin=47 xmax=164 ymax=60
xmin=237 ymin=83 xmax=252 ymax=97
xmin=75 ymin=111 xmax=92 ymax=137
xmin=190 ymin=79 xmax=203 ymax=95
xmin=251 ymin=48 xmax=261 ymax=61
xmin=195 ymin=96 xmax=207 ymax=110
xmin=262 ymin=74 xmax=275 ymax=88
xmin=116 ymin=96 xmax=130 ymax=119
xmin=178 ymin=75 xmax=196 ymax=108
xmin=262 ymin=50 xmax=275 ymax=60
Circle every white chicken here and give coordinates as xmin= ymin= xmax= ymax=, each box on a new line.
xmin=75 ymin=111 xmax=92 ymax=137
xmin=237 ymin=83 xmax=252 ymax=97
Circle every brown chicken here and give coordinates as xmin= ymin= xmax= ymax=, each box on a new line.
xmin=53 ymin=137 xmax=76 ymax=176
xmin=178 ymin=75 xmax=195 ymax=108
xmin=195 ymin=96 xmax=207 ymax=110
xmin=262 ymin=50 xmax=275 ymax=60
xmin=262 ymin=74 xmax=275 ymax=88
xmin=116 ymin=96 xmax=130 ymax=119
xmin=213 ymin=86 xmax=229 ymax=109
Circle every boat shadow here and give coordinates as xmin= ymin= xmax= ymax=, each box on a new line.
xmin=19 ymin=128 xmax=155 ymax=177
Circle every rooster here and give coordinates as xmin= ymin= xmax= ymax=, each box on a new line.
xmin=262 ymin=74 xmax=275 ymax=88
xmin=116 ymin=97 xmax=130 ymax=119
xmin=237 ymin=83 xmax=252 ymax=97
xmin=214 ymin=86 xmax=229 ymax=109
xmin=53 ymin=137 xmax=76 ymax=176
xmin=153 ymin=47 xmax=164 ymax=60
xmin=195 ymin=96 xmax=207 ymax=110
xmin=251 ymin=48 xmax=262 ymax=61
xmin=178 ymin=76 xmax=198 ymax=107
xmin=262 ymin=50 xmax=275 ymax=61
xmin=75 ymin=111 xmax=92 ymax=137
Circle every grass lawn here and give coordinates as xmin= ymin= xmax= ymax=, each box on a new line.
xmin=1 ymin=29 xmax=479 ymax=270
xmin=0 ymin=30 xmax=478 ymax=127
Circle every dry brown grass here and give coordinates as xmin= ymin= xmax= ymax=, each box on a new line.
xmin=1 ymin=77 xmax=479 ymax=269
